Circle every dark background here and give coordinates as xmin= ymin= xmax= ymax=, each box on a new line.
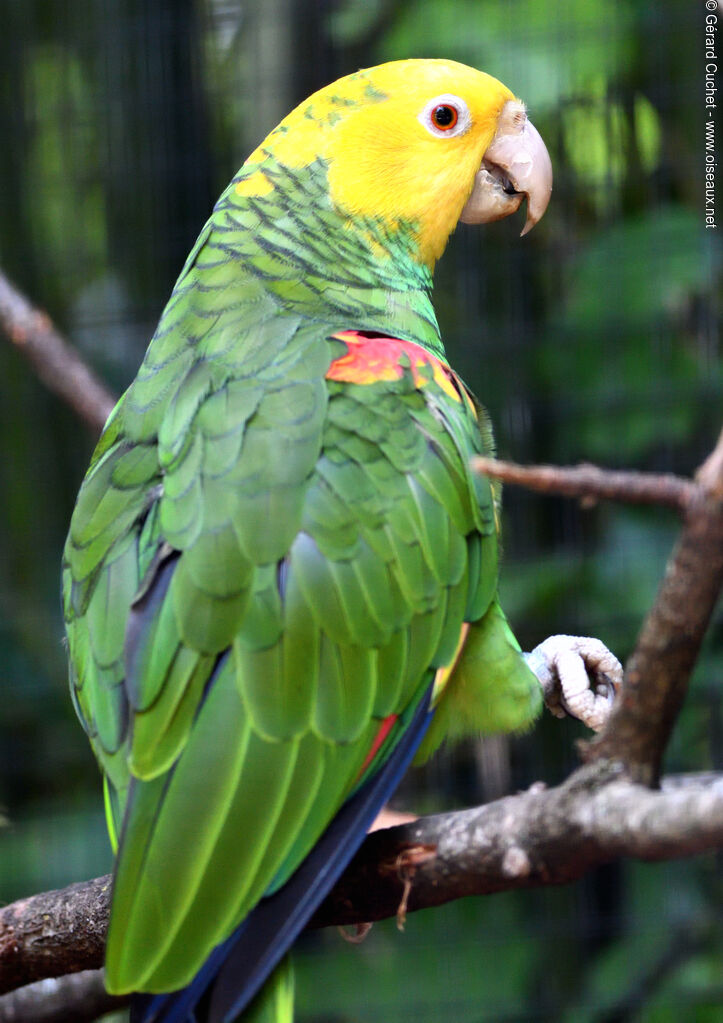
xmin=0 ymin=1 xmax=721 ymax=1020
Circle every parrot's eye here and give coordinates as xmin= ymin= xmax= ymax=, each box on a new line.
xmin=418 ymin=94 xmax=471 ymax=139
xmin=432 ymin=105 xmax=457 ymax=129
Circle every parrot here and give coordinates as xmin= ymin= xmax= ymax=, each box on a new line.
xmin=62 ymin=58 xmax=619 ymax=1023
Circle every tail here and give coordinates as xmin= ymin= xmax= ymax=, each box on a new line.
xmin=129 ymin=684 xmax=434 ymax=1023
xmin=132 ymin=960 xmax=293 ymax=1023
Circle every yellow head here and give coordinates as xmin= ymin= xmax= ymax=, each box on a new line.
xmin=236 ymin=59 xmax=552 ymax=268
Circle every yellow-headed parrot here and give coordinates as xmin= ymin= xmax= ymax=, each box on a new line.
xmin=63 ymin=59 xmax=619 ymax=1023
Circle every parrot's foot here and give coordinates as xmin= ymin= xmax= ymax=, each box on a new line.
xmin=525 ymin=636 xmax=623 ymax=732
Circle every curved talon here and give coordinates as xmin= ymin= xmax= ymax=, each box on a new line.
xmin=525 ymin=635 xmax=623 ymax=732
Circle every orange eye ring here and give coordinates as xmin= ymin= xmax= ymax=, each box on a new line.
xmin=431 ymin=104 xmax=458 ymax=130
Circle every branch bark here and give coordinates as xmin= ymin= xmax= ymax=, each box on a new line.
xmin=0 ymin=877 xmax=111 ymax=996
xmin=0 ymin=769 xmax=721 ymax=1018
xmin=0 ymin=270 xmax=117 ymax=433
xmin=312 ymin=768 xmax=723 ymax=927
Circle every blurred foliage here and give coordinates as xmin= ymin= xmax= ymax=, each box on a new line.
xmin=0 ymin=0 xmax=720 ymax=1021
xmin=539 ymin=207 xmax=719 ymax=459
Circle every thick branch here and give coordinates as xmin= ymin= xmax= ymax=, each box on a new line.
xmin=311 ymin=766 xmax=723 ymax=926
xmin=0 ymin=270 xmax=116 ymax=433
xmin=0 ymin=769 xmax=721 ymax=1010
xmin=0 ymin=877 xmax=111 ymax=997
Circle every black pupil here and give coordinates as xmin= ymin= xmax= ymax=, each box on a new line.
xmin=433 ymin=105 xmax=455 ymax=126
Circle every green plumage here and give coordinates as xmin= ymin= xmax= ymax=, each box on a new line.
xmin=63 ymin=115 xmax=542 ymax=1007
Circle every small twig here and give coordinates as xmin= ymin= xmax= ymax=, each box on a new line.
xmin=337 ymin=922 xmax=373 ymax=945
xmin=388 ymin=845 xmax=437 ymax=931
xmin=471 ymin=456 xmax=698 ymax=512
xmin=0 ymin=269 xmax=117 ymax=433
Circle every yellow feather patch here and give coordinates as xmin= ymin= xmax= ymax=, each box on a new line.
xmin=235 ymin=166 xmax=273 ymax=198
xmin=235 ymin=71 xmax=386 ymax=199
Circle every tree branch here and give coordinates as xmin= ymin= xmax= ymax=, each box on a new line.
xmin=0 ymin=877 xmax=111 ymax=997
xmin=0 ymin=971 xmax=125 ymax=1023
xmin=313 ymin=767 xmax=723 ymax=926
xmin=0 ymin=269 xmax=117 ymax=433
xmin=0 ymin=769 xmax=721 ymax=1017
xmin=471 ymin=456 xmax=698 ymax=511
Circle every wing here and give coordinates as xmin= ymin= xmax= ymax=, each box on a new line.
xmin=63 ymin=317 xmax=500 ymax=1000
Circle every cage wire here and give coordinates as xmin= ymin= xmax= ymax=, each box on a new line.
xmin=0 ymin=1 xmax=720 ymax=1021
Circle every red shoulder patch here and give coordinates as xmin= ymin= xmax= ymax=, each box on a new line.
xmin=327 ymin=329 xmax=466 ymax=405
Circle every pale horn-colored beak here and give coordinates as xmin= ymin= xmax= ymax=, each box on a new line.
xmin=460 ymin=100 xmax=552 ymax=236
